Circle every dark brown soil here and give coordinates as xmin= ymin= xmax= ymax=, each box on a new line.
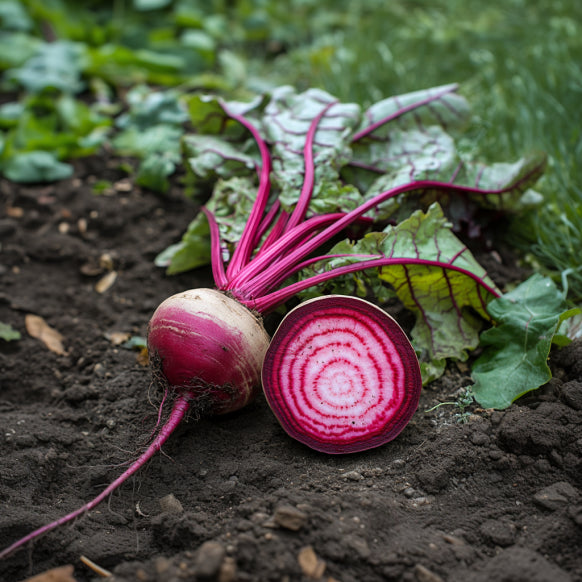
xmin=1 ymin=158 xmax=581 ymax=582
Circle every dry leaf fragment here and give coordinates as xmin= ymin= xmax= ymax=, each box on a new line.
xmin=25 ymin=314 xmax=66 ymax=355
xmin=19 ymin=564 xmax=77 ymax=582
xmin=95 ymin=271 xmax=117 ymax=293
xmin=298 ymin=546 xmax=326 ymax=579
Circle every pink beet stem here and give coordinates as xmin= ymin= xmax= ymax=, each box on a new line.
xmin=221 ymin=104 xmax=272 ymax=279
xmin=249 ymin=256 xmax=501 ymax=314
xmin=226 ymin=212 xmax=349 ymax=291
xmin=241 ymin=253 xmax=380 ymax=299
xmin=252 ymin=200 xmax=284 ymax=251
xmin=202 ymin=207 xmax=228 ymax=288
xmin=0 ymin=392 xmax=193 ymax=560
xmin=233 ymin=166 xmax=543 ymax=306
xmin=283 ymin=101 xmax=337 ymax=233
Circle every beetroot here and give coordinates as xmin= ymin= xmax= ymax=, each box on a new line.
xmin=262 ymin=295 xmax=421 ymax=453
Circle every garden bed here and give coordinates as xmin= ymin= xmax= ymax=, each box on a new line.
xmin=1 ymin=157 xmax=581 ymax=582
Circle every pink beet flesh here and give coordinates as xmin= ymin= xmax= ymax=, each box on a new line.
xmin=262 ymin=295 xmax=422 ymax=454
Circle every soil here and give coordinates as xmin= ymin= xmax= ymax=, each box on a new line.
xmin=1 ymin=157 xmax=581 ymax=582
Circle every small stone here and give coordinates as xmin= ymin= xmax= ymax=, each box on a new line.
xmin=343 ymin=470 xmax=364 ymax=481
xmin=194 ymin=541 xmax=226 ymax=579
xmin=533 ymin=481 xmax=580 ymax=511
xmin=414 ymin=563 xmax=444 ymax=582
xmin=159 ymin=493 xmax=184 ymax=514
xmin=93 ymin=363 xmax=106 ymax=377
xmin=273 ymin=504 xmax=308 ymax=531
xmin=479 ymin=519 xmax=516 ymax=547
xmin=344 ymin=534 xmax=370 ymax=559
xmin=297 ymin=545 xmax=326 ymax=579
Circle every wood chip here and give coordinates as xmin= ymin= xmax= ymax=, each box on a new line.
xmin=25 ymin=314 xmax=66 ymax=355
xmin=297 ymin=546 xmax=326 ymax=579
xmin=99 ymin=253 xmax=115 ymax=271
xmin=20 ymin=565 xmax=77 ymax=582
xmin=95 ymin=271 xmax=117 ymax=293
xmin=414 ymin=564 xmax=444 ymax=582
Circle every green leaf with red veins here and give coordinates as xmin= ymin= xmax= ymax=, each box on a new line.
xmin=260 ymin=86 xmax=361 ymax=211
xmin=182 ymin=93 xmax=269 ymax=184
xmin=353 ymin=125 xmax=546 ymax=224
xmin=354 ymin=84 xmax=471 ymax=138
xmin=183 ymin=134 xmax=259 ymax=181
xmin=376 ymin=204 xmax=499 ymax=371
xmin=185 ymin=92 xmax=268 ymax=136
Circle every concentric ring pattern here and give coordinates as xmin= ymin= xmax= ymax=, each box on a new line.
xmin=262 ymin=295 xmax=422 ymax=453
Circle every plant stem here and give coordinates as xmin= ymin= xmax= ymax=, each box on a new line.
xmin=220 ymin=103 xmax=272 ymax=279
xmin=249 ymin=256 xmax=500 ymax=314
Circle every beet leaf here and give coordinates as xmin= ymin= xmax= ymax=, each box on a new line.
xmin=158 ymin=84 xmax=548 ymax=387
xmin=471 ymin=274 xmax=578 ymax=409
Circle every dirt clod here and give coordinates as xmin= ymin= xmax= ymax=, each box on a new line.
xmin=533 ymin=481 xmax=581 ymax=511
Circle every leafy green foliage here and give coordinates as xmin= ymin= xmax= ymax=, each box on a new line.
xmin=155 ymin=176 xmax=258 ymax=274
xmin=471 ymin=274 xmax=577 ymax=409
xmin=3 ymin=151 xmax=73 ymax=182
xmin=112 ymin=86 xmax=188 ymax=191
xmin=377 ymin=205 xmax=497 ymax=381
xmin=164 ymin=85 xmax=548 ymax=385
xmin=4 ymin=40 xmax=85 ymax=93
xmin=171 ymin=86 xmax=543 ymax=276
